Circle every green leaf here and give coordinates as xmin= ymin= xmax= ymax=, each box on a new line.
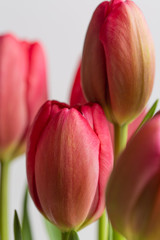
xmin=22 ymin=187 xmax=33 ymax=240
xmin=135 ymin=99 xmax=159 ymax=134
xmin=44 ymin=218 xmax=61 ymax=240
xmin=14 ymin=210 xmax=23 ymax=240
xmin=68 ymin=231 xmax=80 ymax=240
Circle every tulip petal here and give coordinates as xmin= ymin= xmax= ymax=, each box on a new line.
xmin=22 ymin=41 xmax=47 ymax=124
xmin=81 ymin=2 xmax=110 ymax=107
xmin=129 ymin=171 xmax=160 ymax=240
xmin=85 ymin=104 xmax=113 ymax=223
xmin=27 ymin=101 xmax=52 ymax=212
xmin=27 ymin=100 xmax=73 ymax=212
xmin=70 ymin=63 xmax=86 ymax=106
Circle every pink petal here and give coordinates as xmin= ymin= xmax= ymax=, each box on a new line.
xmin=70 ymin=63 xmax=86 ymax=106
xmin=27 ymin=101 xmax=52 ymax=212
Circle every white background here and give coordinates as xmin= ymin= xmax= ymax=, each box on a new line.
xmin=0 ymin=0 xmax=159 ymax=239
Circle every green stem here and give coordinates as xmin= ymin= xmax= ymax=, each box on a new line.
xmin=112 ymin=123 xmax=128 ymax=240
xmin=112 ymin=228 xmax=126 ymax=240
xmin=61 ymin=232 xmax=69 ymax=240
xmin=107 ymin=220 xmax=113 ymax=240
xmin=0 ymin=161 xmax=10 ymax=240
xmin=98 ymin=210 xmax=107 ymax=240
xmin=114 ymin=123 xmax=128 ymax=161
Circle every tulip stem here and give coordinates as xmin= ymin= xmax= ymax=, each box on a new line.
xmin=98 ymin=209 xmax=107 ymax=240
xmin=111 ymin=123 xmax=128 ymax=240
xmin=112 ymin=228 xmax=126 ymax=240
xmin=0 ymin=160 xmax=10 ymax=240
xmin=61 ymin=232 xmax=69 ymax=240
xmin=114 ymin=123 xmax=128 ymax=162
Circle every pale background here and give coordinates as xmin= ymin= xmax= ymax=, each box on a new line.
xmin=0 ymin=0 xmax=159 ymax=239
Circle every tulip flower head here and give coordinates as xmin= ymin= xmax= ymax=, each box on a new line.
xmin=81 ymin=0 xmax=155 ymax=125
xmin=0 ymin=34 xmax=47 ymax=161
xmin=27 ymin=100 xmax=113 ymax=231
xmin=106 ymin=113 xmax=160 ymax=240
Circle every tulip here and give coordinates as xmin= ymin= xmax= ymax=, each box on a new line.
xmin=27 ymin=100 xmax=113 ymax=231
xmin=70 ymin=63 xmax=146 ymax=143
xmin=106 ymin=113 xmax=160 ymax=240
xmin=81 ymin=0 xmax=155 ymax=125
xmin=0 ymin=34 xmax=47 ymax=161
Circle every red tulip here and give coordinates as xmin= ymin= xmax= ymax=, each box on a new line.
xmin=81 ymin=0 xmax=155 ymax=125
xmin=106 ymin=113 xmax=160 ymax=240
xmin=0 ymin=34 xmax=47 ymax=161
xmin=27 ymin=100 xmax=113 ymax=231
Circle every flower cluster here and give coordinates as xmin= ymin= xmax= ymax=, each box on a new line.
xmin=0 ymin=0 xmax=159 ymax=240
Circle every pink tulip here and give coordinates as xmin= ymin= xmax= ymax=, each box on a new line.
xmin=106 ymin=113 xmax=160 ymax=240
xmin=70 ymin=63 xmax=146 ymax=143
xmin=81 ymin=0 xmax=155 ymax=125
xmin=27 ymin=100 xmax=113 ymax=231
xmin=0 ymin=34 xmax=47 ymax=161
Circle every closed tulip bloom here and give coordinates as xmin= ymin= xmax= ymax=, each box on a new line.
xmin=81 ymin=0 xmax=155 ymax=125
xmin=106 ymin=113 xmax=160 ymax=240
xmin=27 ymin=100 xmax=113 ymax=231
xmin=0 ymin=34 xmax=47 ymax=161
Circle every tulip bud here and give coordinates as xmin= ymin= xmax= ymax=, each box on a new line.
xmin=81 ymin=0 xmax=155 ymax=125
xmin=106 ymin=113 xmax=160 ymax=240
xmin=27 ymin=100 xmax=113 ymax=231
xmin=0 ymin=34 xmax=47 ymax=161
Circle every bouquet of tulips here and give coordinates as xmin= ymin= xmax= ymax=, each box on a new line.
xmin=0 ymin=0 xmax=159 ymax=240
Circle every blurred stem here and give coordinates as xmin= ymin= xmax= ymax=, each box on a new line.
xmin=0 ymin=160 xmax=10 ymax=240
xmin=114 ymin=123 xmax=128 ymax=162
xmin=61 ymin=232 xmax=69 ymax=240
xmin=112 ymin=228 xmax=126 ymax=240
xmin=112 ymin=123 xmax=128 ymax=240
xmin=98 ymin=210 xmax=107 ymax=240
xmin=106 ymin=220 xmax=113 ymax=240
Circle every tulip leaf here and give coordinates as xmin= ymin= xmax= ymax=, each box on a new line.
xmin=22 ymin=187 xmax=33 ymax=240
xmin=14 ymin=210 xmax=23 ymax=240
xmin=135 ymin=99 xmax=158 ymax=134
xmin=44 ymin=218 xmax=61 ymax=240
xmin=68 ymin=231 xmax=80 ymax=240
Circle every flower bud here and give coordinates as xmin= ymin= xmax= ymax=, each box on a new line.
xmin=81 ymin=0 xmax=155 ymax=125
xmin=27 ymin=100 xmax=113 ymax=231
xmin=0 ymin=34 xmax=47 ymax=161
xmin=106 ymin=113 xmax=160 ymax=240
